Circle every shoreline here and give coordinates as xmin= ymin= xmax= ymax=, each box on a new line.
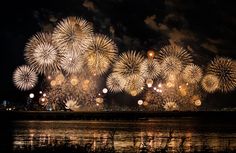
xmin=1 ymin=111 xmax=236 ymax=121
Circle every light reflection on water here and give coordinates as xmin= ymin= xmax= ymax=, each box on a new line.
xmin=13 ymin=119 xmax=236 ymax=152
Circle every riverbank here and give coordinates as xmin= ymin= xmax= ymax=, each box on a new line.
xmin=1 ymin=111 xmax=236 ymax=121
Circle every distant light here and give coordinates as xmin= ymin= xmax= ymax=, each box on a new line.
xmin=3 ymin=100 xmax=7 ymax=107
xmin=102 ymin=88 xmax=108 ymax=94
xmin=95 ymin=97 xmax=104 ymax=104
xmin=96 ymin=103 xmax=99 ymax=106
xmin=166 ymin=82 xmax=174 ymax=88
xmin=146 ymin=79 xmax=153 ymax=88
xmin=158 ymin=83 xmax=162 ymax=88
xmin=195 ymin=99 xmax=202 ymax=106
xmin=143 ymin=101 xmax=148 ymax=106
xmin=47 ymin=76 xmax=52 ymax=80
xmin=138 ymin=100 xmax=143 ymax=105
xmin=41 ymin=98 xmax=45 ymax=102
xmin=43 ymin=93 xmax=47 ymax=97
xmin=50 ymin=80 xmax=57 ymax=86
xmin=98 ymin=93 xmax=101 ymax=96
xmin=153 ymin=87 xmax=157 ymax=90
xmin=130 ymin=90 xmax=138 ymax=96
xmin=147 ymin=50 xmax=155 ymax=59
xmin=39 ymin=91 xmax=43 ymax=94
xmin=141 ymin=87 xmax=144 ymax=90
xmin=29 ymin=93 xmax=34 ymax=99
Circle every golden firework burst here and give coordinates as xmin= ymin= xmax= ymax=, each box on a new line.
xmin=13 ymin=65 xmax=38 ymax=91
xmin=201 ymin=74 xmax=219 ymax=93
xmin=207 ymin=57 xmax=236 ymax=92
xmin=113 ymin=50 xmax=145 ymax=79
xmin=106 ymin=73 xmax=126 ymax=92
xmin=52 ymin=16 xmax=93 ymax=53
xmin=85 ymin=34 xmax=118 ymax=75
xmin=141 ymin=59 xmax=161 ymax=79
xmin=158 ymin=44 xmax=192 ymax=66
xmin=183 ymin=64 xmax=203 ymax=84
xmin=25 ymin=32 xmax=63 ymax=74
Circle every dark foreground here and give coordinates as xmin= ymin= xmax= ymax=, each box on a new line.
xmin=0 ymin=111 xmax=236 ymax=153
xmin=1 ymin=111 xmax=236 ymax=120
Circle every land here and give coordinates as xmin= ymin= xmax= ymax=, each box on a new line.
xmin=0 ymin=111 xmax=236 ymax=121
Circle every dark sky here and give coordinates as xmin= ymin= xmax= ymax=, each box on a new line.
xmin=0 ymin=0 xmax=236 ymax=108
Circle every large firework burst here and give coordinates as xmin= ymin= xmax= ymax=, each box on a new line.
xmin=161 ymin=56 xmax=183 ymax=78
xmin=182 ymin=64 xmax=203 ymax=84
xmin=113 ymin=51 xmax=145 ymax=79
xmin=25 ymin=32 xmax=63 ymax=74
xmin=158 ymin=44 xmax=193 ymax=66
xmin=85 ymin=34 xmax=118 ymax=75
xmin=207 ymin=57 xmax=236 ymax=92
xmin=141 ymin=59 xmax=160 ymax=79
xmin=60 ymin=50 xmax=84 ymax=74
xmin=201 ymin=74 xmax=219 ymax=93
xmin=106 ymin=73 xmax=126 ymax=92
xmin=52 ymin=17 xmax=93 ymax=53
xmin=13 ymin=65 xmax=38 ymax=91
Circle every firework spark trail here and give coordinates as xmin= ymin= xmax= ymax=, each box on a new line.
xmin=86 ymin=34 xmax=118 ymax=75
xmin=61 ymin=50 xmax=84 ymax=74
xmin=201 ymin=74 xmax=219 ymax=93
xmin=207 ymin=57 xmax=236 ymax=92
xmin=141 ymin=59 xmax=161 ymax=79
xmin=25 ymin=32 xmax=63 ymax=74
xmin=113 ymin=51 xmax=146 ymax=79
xmin=106 ymin=73 xmax=126 ymax=92
xmin=13 ymin=65 xmax=38 ymax=91
xmin=161 ymin=56 xmax=183 ymax=79
xmin=52 ymin=17 xmax=93 ymax=53
xmin=158 ymin=44 xmax=193 ymax=66
xmin=124 ymin=76 xmax=145 ymax=96
xmin=183 ymin=64 xmax=203 ymax=84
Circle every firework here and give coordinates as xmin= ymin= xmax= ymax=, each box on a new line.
xmin=65 ymin=97 xmax=80 ymax=111
xmin=113 ymin=51 xmax=145 ymax=79
xmin=106 ymin=73 xmax=126 ymax=92
xmin=141 ymin=59 xmax=160 ymax=79
xmin=183 ymin=64 xmax=203 ymax=84
xmin=25 ymin=32 xmax=63 ymax=74
xmin=158 ymin=44 xmax=192 ymax=66
xmin=147 ymin=50 xmax=155 ymax=59
xmin=201 ymin=74 xmax=219 ymax=93
xmin=45 ymin=86 xmax=66 ymax=110
xmin=143 ymin=89 xmax=163 ymax=110
xmin=207 ymin=57 xmax=236 ymax=92
xmin=146 ymin=79 xmax=154 ymax=87
xmin=191 ymin=95 xmax=202 ymax=106
xmin=61 ymin=50 xmax=84 ymax=74
xmin=13 ymin=65 xmax=38 ymax=91
xmin=124 ymin=76 xmax=145 ymax=96
xmin=52 ymin=17 xmax=93 ymax=53
xmin=161 ymin=56 xmax=182 ymax=78
xmin=163 ymin=98 xmax=179 ymax=111
xmin=85 ymin=34 xmax=118 ymax=75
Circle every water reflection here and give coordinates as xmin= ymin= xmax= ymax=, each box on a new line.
xmin=12 ymin=119 xmax=236 ymax=152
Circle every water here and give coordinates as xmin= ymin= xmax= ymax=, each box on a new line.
xmin=1 ymin=117 xmax=235 ymax=152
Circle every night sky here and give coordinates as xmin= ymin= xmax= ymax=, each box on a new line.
xmin=0 ymin=0 xmax=236 ymax=109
